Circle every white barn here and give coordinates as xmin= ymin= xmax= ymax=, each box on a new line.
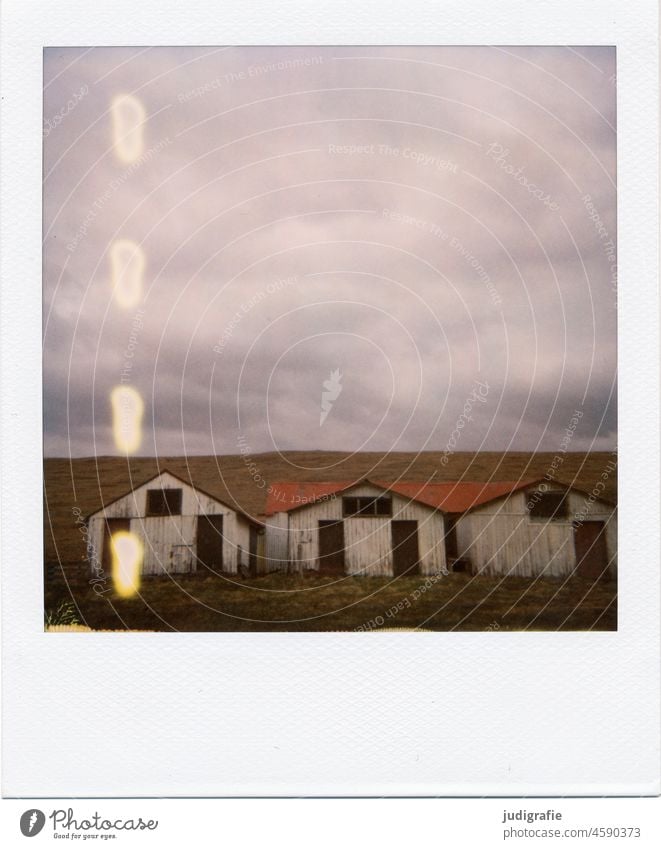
xmin=264 ymin=478 xmax=617 ymax=580
xmin=452 ymin=478 xmax=617 ymax=579
xmin=264 ymin=479 xmax=448 ymax=577
xmin=86 ymin=470 xmax=261 ymax=577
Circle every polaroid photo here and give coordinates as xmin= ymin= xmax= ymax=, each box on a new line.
xmin=1 ymin=0 xmax=659 ymax=802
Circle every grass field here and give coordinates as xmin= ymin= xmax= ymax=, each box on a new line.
xmin=43 ymin=451 xmax=617 ymax=632
xmin=45 ymin=570 xmax=617 ymax=632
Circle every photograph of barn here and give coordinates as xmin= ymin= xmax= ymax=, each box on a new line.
xmin=263 ymin=478 xmax=616 ymax=579
xmin=453 ymin=480 xmax=616 ymax=580
xmin=42 ymin=45 xmax=618 ymax=631
xmin=264 ymin=480 xmax=449 ymax=576
xmin=86 ymin=470 xmax=262 ymax=582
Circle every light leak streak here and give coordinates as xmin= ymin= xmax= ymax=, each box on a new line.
xmin=111 ymin=385 xmax=144 ymax=454
xmin=111 ymin=94 xmax=145 ymax=163
xmin=111 ymin=531 xmax=143 ymax=598
xmin=110 ymin=239 xmax=144 ymax=308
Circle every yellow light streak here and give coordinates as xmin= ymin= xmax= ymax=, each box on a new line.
xmin=110 ymin=239 xmax=144 ymax=309
xmin=111 ymin=531 xmax=143 ymax=598
xmin=111 ymin=94 xmax=145 ymax=163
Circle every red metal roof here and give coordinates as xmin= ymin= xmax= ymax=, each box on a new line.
xmin=264 ymin=479 xmax=537 ymax=515
xmin=383 ymin=480 xmax=535 ymax=513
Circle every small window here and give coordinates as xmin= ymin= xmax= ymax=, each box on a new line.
xmin=376 ymin=498 xmax=391 ymax=516
xmin=527 ymin=491 xmax=567 ymax=521
xmin=343 ymin=497 xmax=358 ymax=516
xmin=146 ymin=488 xmax=182 ymax=516
xmin=343 ymin=496 xmax=392 ymax=517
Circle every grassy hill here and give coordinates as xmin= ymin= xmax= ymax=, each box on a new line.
xmin=43 ymin=451 xmax=617 ymax=632
xmin=44 ymin=450 xmax=616 ymax=565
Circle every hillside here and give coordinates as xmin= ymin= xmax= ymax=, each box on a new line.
xmin=44 ymin=451 xmax=617 ymax=566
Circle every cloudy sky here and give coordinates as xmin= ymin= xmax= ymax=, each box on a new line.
xmin=43 ymin=46 xmax=616 ymax=458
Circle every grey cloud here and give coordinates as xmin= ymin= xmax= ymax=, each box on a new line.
xmin=43 ymin=46 xmax=616 ymax=457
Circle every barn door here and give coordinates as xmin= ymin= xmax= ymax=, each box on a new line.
xmin=197 ymin=514 xmax=224 ymax=571
xmin=102 ymin=518 xmax=131 ymax=574
xmin=248 ymin=525 xmax=259 ymax=576
xmin=392 ymin=520 xmax=420 ymax=577
xmin=573 ymin=521 xmax=608 ymax=579
xmin=318 ymin=520 xmax=345 ymax=575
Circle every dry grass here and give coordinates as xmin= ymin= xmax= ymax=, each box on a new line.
xmin=46 ymin=569 xmax=617 ymax=632
xmin=44 ymin=450 xmax=617 ymax=563
xmin=43 ymin=451 xmax=617 ymax=632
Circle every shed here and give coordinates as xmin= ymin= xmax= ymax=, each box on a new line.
xmin=264 ymin=479 xmax=448 ymax=577
xmin=263 ymin=477 xmax=617 ymax=580
xmin=453 ymin=478 xmax=617 ymax=578
xmin=86 ymin=469 xmax=261 ymax=577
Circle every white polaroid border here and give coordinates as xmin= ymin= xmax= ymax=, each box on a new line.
xmin=1 ymin=0 xmax=659 ymax=797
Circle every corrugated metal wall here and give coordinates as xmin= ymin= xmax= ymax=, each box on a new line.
xmin=87 ymin=471 xmax=252 ymax=576
xmin=283 ymin=484 xmax=447 ymax=576
xmin=455 ymin=486 xmax=617 ymax=577
xmin=263 ymin=511 xmax=289 ymax=573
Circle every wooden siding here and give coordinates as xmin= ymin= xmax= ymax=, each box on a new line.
xmin=263 ymin=511 xmax=289 ymax=573
xmin=455 ymin=485 xmax=617 ymax=578
xmin=87 ymin=471 xmax=251 ymax=575
xmin=284 ymin=484 xmax=447 ymax=576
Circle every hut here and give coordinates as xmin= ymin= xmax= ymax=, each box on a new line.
xmin=263 ymin=478 xmax=617 ymax=579
xmin=264 ymin=479 xmax=448 ymax=576
xmin=86 ymin=469 xmax=261 ymax=577
xmin=452 ymin=478 xmax=617 ymax=578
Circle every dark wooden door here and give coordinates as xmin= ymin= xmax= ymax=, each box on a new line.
xmin=197 ymin=514 xmax=224 ymax=571
xmin=445 ymin=516 xmax=458 ymax=559
xmin=573 ymin=521 xmax=608 ymax=579
xmin=392 ymin=520 xmax=420 ymax=577
xmin=248 ymin=525 xmax=259 ymax=576
xmin=102 ymin=518 xmax=131 ymax=573
xmin=318 ymin=520 xmax=345 ymax=575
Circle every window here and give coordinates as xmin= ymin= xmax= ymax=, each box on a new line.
xmin=527 ymin=490 xmax=567 ymax=521
xmin=146 ymin=488 xmax=182 ymax=516
xmin=343 ymin=496 xmax=392 ymax=517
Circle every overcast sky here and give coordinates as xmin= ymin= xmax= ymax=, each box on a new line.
xmin=43 ymin=46 xmax=616 ymax=458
